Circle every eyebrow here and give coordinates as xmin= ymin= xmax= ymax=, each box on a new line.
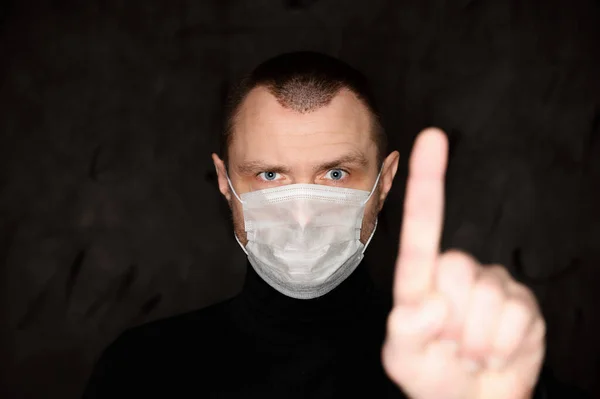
xmin=316 ymin=152 xmax=369 ymax=171
xmin=236 ymin=161 xmax=291 ymax=175
xmin=236 ymin=152 xmax=369 ymax=175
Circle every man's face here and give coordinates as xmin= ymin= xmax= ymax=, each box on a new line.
xmin=213 ymin=86 xmax=399 ymax=246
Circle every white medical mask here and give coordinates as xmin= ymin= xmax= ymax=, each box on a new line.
xmin=227 ymin=169 xmax=381 ymax=300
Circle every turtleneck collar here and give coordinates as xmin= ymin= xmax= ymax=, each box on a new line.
xmin=233 ymin=260 xmax=380 ymax=326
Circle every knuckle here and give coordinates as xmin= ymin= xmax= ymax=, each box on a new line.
xmin=504 ymin=298 xmax=533 ymax=323
xmin=442 ymin=249 xmax=478 ymax=266
xmin=516 ymin=282 xmax=537 ymax=299
xmin=531 ymin=317 xmax=547 ymax=341
xmin=386 ymin=306 xmax=407 ymax=336
xmin=474 ymin=274 xmax=505 ymax=301
xmin=488 ymin=264 xmax=511 ymax=280
xmin=511 ymin=283 xmax=541 ymax=311
xmin=439 ymin=252 xmax=476 ymax=277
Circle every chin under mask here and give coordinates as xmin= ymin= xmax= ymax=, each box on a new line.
xmin=227 ymin=170 xmax=381 ymax=300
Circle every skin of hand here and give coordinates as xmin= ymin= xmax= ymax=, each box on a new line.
xmin=381 ymin=128 xmax=546 ymax=399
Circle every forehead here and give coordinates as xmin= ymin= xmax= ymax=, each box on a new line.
xmin=229 ymin=86 xmax=377 ymax=168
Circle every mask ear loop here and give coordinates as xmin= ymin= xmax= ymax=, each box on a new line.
xmin=225 ymin=169 xmax=244 ymax=204
xmin=224 ymin=169 xmax=249 ymax=254
xmin=361 ymin=164 xmax=384 ymax=254
xmin=363 ymin=164 xmax=384 ymax=205
xmin=234 ymin=233 xmax=249 ymax=255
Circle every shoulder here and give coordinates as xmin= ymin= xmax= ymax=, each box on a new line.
xmin=127 ymin=296 xmax=233 ymax=343
xmin=107 ymin=296 xmax=232 ymax=353
xmin=82 ymin=297 xmax=235 ymax=398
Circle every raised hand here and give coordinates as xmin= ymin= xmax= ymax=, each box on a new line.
xmin=381 ymin=128 xmax=546 ymax=399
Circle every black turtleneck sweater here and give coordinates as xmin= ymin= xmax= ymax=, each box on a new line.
xmin=82 ymin=262 xmax=587 ymax=399
xmin=82 ymin=261 xmax=403 ymax=398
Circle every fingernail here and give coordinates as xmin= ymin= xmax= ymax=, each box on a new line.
xmin=487 ymin=356 xmax=505 ymax=370
xmin=462 ymin=359 xmax=481 ymax=373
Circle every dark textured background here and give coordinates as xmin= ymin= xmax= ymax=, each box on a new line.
xmin=0 ymin=0 xmax=599 ymax=398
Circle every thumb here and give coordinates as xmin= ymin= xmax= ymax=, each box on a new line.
xmin=385 ymin=295 xmax=449 ymax=351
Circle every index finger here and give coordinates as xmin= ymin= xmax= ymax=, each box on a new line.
xmin=394 ymin=128 xmax=449 ymax=305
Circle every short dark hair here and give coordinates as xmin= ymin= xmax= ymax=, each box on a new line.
xmin=221 ymin=51 xmax=387 ymax=167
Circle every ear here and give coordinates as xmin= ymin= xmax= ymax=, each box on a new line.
xmin=212 ymin=153 xmax=232 ymax=202
xmin=377 ymin=150 xmax=400 ymax=210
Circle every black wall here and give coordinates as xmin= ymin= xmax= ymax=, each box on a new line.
xmin=0 ymin=0 xmax=599 ymax=398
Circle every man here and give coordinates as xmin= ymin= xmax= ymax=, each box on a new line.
xmin=82 ymin=51 xmax=587 ymax=398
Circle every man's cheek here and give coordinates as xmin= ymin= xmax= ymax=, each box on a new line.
xmin=231 ymin=204 xmax=248 ymax=244
xmin=360 ymin=203 xmax=379 ymax=244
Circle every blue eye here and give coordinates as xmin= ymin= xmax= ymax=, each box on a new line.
xmin=259 ymin=171 xmax=279 ymax=181
xmin=325 ymin=169 xmax=347 ymax=181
